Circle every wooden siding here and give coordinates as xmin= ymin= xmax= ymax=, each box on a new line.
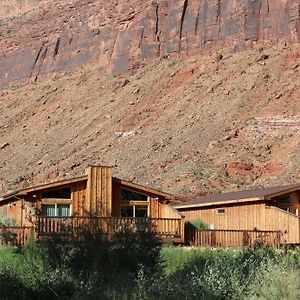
xmin=86 ymin=166 xmax=112 ymax=216
xmin=5 ymin=199 xmax=23 ymax=226
xmin=271 ymin=191 xmax=300 ymax=216
xmin=265 ymin=206 xmax=300 ymax=244
xmin=72 ymin=180 xmax=87 ymax=216
xmin=181 ymin=202 xmax=267 ymax=230
xmin=179 ymin=202 xmax=300 ymax=244
xmin=158 ymin=203 xmax=182 ymax=219
xmin=2 ymin=176 xmax=178 ymax=221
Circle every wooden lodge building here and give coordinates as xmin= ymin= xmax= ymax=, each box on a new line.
xmin=0 ymin=166 xmax=184 ymax=243
xmin=1 ymin=165 xmax=300 ymax=247
xmin=174 ymin=184 xmax=300 ymax=244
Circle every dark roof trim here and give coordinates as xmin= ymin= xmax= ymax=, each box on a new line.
xmin=175 ymin=197 xmax=264 ymax=209
xmin=0 ymin=175 xmax=173 ymax=202
xmin=175 ymin=184 xmax=300 ymax=209
xmin=0 ymin=176 xmax=88 ymax=201
xmin=113 ymin=178 xmax=173 ymax=199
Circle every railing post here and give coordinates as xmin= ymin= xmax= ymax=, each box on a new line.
xmin=243 ymin=230 xmax=248 ymax=247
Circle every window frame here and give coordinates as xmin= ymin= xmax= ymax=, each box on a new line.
xmin=41 ymin=187 xmax=72 ymax=201
xmin=216 ymin=209 xmax=226 ymax=215
xmin=41 ymin=203 xmax=72 ymax=217
xmin=40 ymin=186 xmax=73 ymax=217
xmin=120 ymin=204 xmax=149 ymax=218
xmin=120 ymin=188 xmax=149 ymax=203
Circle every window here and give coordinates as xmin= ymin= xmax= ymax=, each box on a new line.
xmin=120 ymin=206 xmax=134 ymax=217
xmin=120 ymin=189 xmax=148 ymax=201
xmin=42 ymin=204 xmax=71 ymax=217
xmin=135 ymin=206 xmax=148 ymax=218
xmin=276 ymin=195 xmax=291 ymax=205
xmin=217 ymin=209 xmax=225 ymax=215
xmin=41 ymin=187 xmax=71 ymax=199
xmin=120 ymin=205 xmax=148 ymax=218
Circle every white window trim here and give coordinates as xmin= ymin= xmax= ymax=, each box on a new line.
xmin=42 ymin=203 xmax=72 ymax=217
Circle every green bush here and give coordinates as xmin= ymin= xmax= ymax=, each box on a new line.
xmin=0 ymin=264 xmax=31 ymax=300
xmin=0 ymin=214 xmax=16 ymax=226
xmin=186 ymin=218 xmax=209 ymax=230
xmin=2 ymin=230 xmax=300 ymax=299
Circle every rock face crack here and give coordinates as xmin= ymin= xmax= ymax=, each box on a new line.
xmin=109 ymin=32 xmax=119 ymax=71
xmin=0 ymin=0 xmax=299 ymax=86
xmin=216 ymin=0 xmax=221 ymax=23
xmin=155 ymin=2 xmax=161 ymax=55
xmin=53 ymin=37 xmax=60 ymax=58
xmin=32 ymin=43 xmax=46 ymax=70
xmin=179 ymin=0 xmax=188 ymax=51
xmin=29 ymin=42 xmax=47 ymax=82
xmin=194 ymin=1 xmax=201 ymax=34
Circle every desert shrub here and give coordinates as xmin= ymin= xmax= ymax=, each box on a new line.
xmin=13 ymin=220 xmax=162 ymax=299
xmin=110 ymin=219 xmax=162 ymax=277
xmin=2 ymin=230 xmax=300 ymax=299
xmin=186 ymin=218 xmax=209 ymax=230
xmin=247 ymin=260 xmax=300 ymax=300
xmin=147 ymin=246 xmax=290 ymax=300
xmin=0 ymin=264 xmax=31 ymax=300
xmin=0 ymin=215 xmax=17 ymax=226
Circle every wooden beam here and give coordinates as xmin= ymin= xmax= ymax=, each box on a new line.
xmin=114 ymin=178 xmax=173 ymax=199
xmin=174 ymin=197 xmax=265 ymax=209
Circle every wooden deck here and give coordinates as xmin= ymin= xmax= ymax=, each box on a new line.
xmin=0 ymin=226 xmax=33 ymax=246
xmin=0 ymin=219 xmax=287 ymax=248
xmin=0 ymin=216 xmax=184 ymax=246
xmin=36 ymin=216 xmax=184 ymax=243
xmin=185 ymin=228 xmax=282 ymax=247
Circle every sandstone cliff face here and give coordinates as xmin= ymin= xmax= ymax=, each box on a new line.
xmin=0 ymin=0 xmax=299 ymax=87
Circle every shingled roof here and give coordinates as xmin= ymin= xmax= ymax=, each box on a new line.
xmin=174 ymin=184 xmax=300 ymax=209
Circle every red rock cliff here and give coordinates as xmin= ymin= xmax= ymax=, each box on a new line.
xmin=0 ymin=0 xmax=299 ymax=87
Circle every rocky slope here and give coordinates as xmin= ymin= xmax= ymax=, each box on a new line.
xmin=0 ymin=0 xmax=299 ymax=198
xmin=0 ymin=42 xmax=299 ymax=197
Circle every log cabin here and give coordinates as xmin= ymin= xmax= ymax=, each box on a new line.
xmin=174 ymin=184 xmax=300 ymax=245
xmin=0 ymin=166 xmax=184 ymax=243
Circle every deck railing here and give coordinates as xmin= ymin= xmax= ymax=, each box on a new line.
xmin=36 ymin=216 xmax=184 ymax=242
xmin=185 ymin=228 xmax=282 ymax=247
xmin=0 ymin=226 xmax=34 ymax=246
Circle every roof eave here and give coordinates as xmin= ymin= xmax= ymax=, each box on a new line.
xmin=265 ymin=186 xmax=300 ymax=200
xmin=113 ymin=178 xmax=173 ymax=199
xmin=0 ymin=175 xmax=89 ymax=200
xmin=174 ymin=196 xmax=265 ymax=209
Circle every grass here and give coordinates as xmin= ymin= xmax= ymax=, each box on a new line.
xmin=161 ymin=246 xmax=215 ymax=274
xmin=1 ymin=238 xmax=300 ymax=299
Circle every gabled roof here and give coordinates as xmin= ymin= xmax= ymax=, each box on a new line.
xmin=0 ymin=176 xmax=89 ymax=201
xmin=113 ymin=178 xmax=172 ymax=199
xmin=0 ymin=174 xmax=172 ymax=202
xmin=174 ymin=184 xmax=300 ymax=209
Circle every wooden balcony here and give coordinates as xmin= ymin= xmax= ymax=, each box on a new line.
xmin=0 ymin=226 xmax=34 ymax=246
xmin=35 ymin=216 xmax=184 ymax=243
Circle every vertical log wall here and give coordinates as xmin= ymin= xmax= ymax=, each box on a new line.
xmin=86 ymin=166 xmax=112 ymax=216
